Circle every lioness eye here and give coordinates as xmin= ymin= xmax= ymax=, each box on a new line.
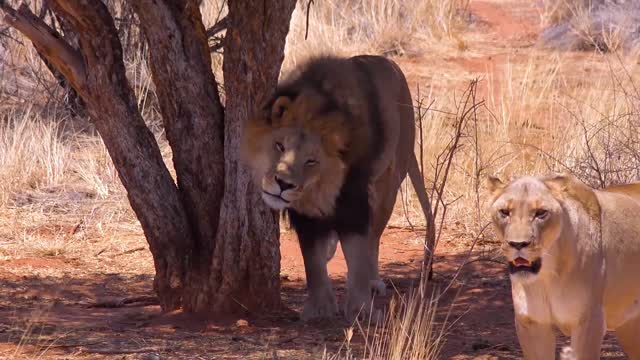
xmin=275 ymin=142 xmax=284 ymax=152
xmin=535 ymin=209 xmax=549 ymax=219
xmin=498 ymin=209 xmax=510 ymax=218
xmin=305 ymin=159 xmax=318 ymax=167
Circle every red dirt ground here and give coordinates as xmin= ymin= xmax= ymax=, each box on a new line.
xmin=0 ymin=0 xmax=629 ymax=359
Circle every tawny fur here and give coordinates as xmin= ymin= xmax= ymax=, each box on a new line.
xmin=488 ymin=174 xmax=640 ymax=359
xmin=241 ymin=55 xmax=435 ymax=321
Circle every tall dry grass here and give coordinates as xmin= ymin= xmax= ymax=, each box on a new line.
xmin=283 ymin=0 xmax=469 ymax=69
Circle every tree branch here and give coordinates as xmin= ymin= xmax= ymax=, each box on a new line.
xmin=0 ymin=1 xmax=85 ymax=91
xmin=1 ymin=0 xmax=197 ymax=310
xmin=205 ymin=15 xmax=227 ymax=38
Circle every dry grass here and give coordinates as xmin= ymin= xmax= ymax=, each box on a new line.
xmin=325 ymin=289 xmax=446 ymax=360
xmin=283 ymin=0 xmax=469 ymax=69
xmin=538 ymin=0 xmax=640 ymax=52
xmin=1 ymin=0 xmax=640 ymax=358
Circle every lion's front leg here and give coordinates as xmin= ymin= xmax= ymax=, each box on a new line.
xmin=568 ymin=308 xmax=606 ymax=360
xmin=341 ymin=233 xmax=375 ymax=322
xmin=299 ymin=233 xmax=338 ymax=321
xmin=515 ymin=316 xmax=556 ymax=360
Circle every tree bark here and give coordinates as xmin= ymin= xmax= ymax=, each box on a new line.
xmin=127 ymin=0 xmax=226 ymax=310
xmin=205 ymin=0 xmax=296 ymax=313
xmin=0 ymin=0 xmax=296 ymax=315
xmin=0 ymin=0 xmax=195 ymax=309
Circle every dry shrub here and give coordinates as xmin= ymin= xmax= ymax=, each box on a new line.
xmin=539 ymin=0 xmax=640 ymax=52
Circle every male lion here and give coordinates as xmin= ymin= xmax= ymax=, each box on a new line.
xmin=242 ymin=55 xmax=434 ymax=322
xmin=488 ymin=174 xmax=640 ymax=359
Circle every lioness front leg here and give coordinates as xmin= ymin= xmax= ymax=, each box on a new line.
xmin=515 ymin=316 xmax=556 ymax=360
xmin=340 ymin=233 xmax=374 ymax=322
xmin=569 ymin=309 xmax=605 ymax=360
xmin=299 ymin=234 xmax=338 ymax=320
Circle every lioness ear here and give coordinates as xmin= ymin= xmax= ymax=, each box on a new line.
xmin=543 ymin=173 xmax=600 ymax=218
xmin=270 ymin=96 xmax=292 ymax=122
xmin=542 ymin=173 xmax=570 ymax=193
xmin=486 ymin=176 xmax=505 ymax=194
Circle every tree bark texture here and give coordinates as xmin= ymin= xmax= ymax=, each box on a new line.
xmin=205 ymin=0 xmax=297 ymax=313
xmin=127 ymin=1 xmax=226 ymax=308
xmin=0 ymin=0 xmax=296 ymax=315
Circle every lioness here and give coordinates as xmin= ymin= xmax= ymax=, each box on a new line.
xmin=488 ymin=174 xmax=640 ymax=359
xmin=242 ymin=55 xmax=434 ymax=321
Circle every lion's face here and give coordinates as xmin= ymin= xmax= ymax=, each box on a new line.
xmin=255 ymin=127 xmax=346 ymax=213
xmin=488 ymin=177 xmax=564 ymax=281
xmin=242 ymin=92 xmax=351 ymax=217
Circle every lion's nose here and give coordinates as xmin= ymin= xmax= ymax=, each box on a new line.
xmin=508 ymin=241 xmax=531 ymax=250
xmin=275 ymin=176 xmax=297 ymax=191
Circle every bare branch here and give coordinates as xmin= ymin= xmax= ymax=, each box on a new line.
xmin=205 ymin=15 xmax=227 ymax=38
xmin=209 ymin=34 xmax=224 ymax=53
xmin=305 ymin=0 xmax=314 ymax=40
xmin=0 ymin=1 xmax=85 ymax=91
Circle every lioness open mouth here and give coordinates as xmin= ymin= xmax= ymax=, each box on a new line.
xmin=508 ymin=257 xmax=542 ymax=275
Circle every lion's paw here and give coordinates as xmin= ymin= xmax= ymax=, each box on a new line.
xmin=344 ymin=288 xmax=373 ymax=323
xmin=301 ymin=289 xmax=338 ymax=321
xmin=370 ymin=279 xmax=387 ymax=296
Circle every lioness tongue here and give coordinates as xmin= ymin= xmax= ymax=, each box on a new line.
xmin=513 ymin=257 xmax=531 ymax=266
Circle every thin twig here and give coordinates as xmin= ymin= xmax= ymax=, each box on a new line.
xmin=205 ymin=16 xmax=227 ymax=38
xmin=87 ymin=295 xmax=158 ymax=308
xmin=304 ymin=0 xmax=314 ymax=40
xmin=82 ymin=347 xmax=160 ymax=355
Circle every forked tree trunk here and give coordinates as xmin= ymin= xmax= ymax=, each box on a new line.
xmin=0 ymin=0 xmax=296 ymax=315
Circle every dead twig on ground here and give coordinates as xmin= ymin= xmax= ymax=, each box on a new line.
xmin=87 ymin=295 xmax=158 ymax=308
xmin=114 ymin=246 xmax=146 ymax=257
xmin=81 ymin=347 xmax=161 ymax=355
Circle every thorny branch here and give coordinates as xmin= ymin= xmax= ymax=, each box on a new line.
xmin=416 ymin=79 xmax=485 ymax=293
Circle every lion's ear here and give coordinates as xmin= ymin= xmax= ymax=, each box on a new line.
xmin=270 ymin=96 xmax=292 ymax=122
xmin=486 ymin=176 xmax=505 ymax=194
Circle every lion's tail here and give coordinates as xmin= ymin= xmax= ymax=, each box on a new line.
xmin=407 ymin=153 xmax=436 ymax=280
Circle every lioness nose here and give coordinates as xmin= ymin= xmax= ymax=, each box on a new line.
xmin=275 ymin=176 xmax=297 ymax=191
xmin=508 ymin=241 xmax=531 ymax=250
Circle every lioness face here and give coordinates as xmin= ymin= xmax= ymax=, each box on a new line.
xmin=489 ymin=177 xmax=563 ymax=280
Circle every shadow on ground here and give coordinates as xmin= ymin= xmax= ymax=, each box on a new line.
xmin=0 ymin=249 xmax=627 ymax=359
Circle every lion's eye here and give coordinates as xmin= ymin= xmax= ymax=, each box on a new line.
xmin=534 ymin=209 xmax=549 ymax=220
xmin=498 ymin=209 xmax=510 ymax=218
xmin=275 ymin=142 xmax=285 ymax=152
xmin=305 ymin=159 xmax=318 ymax=167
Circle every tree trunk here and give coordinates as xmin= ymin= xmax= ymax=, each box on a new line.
xmin=204 ymin=0 xmax=297 ymax=313
xmin=0 ymin=0 xmax=295 ymax=315
xmin=127 ymin=0 xmax=227 ymax=311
